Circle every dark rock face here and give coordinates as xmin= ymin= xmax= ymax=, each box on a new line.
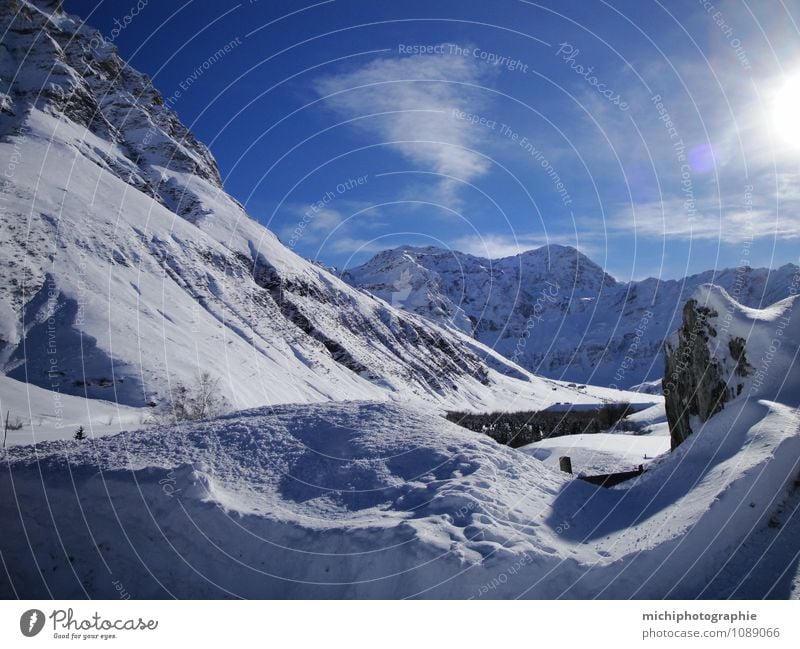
xmin=663 ymin=298 xmax=750 ymax=449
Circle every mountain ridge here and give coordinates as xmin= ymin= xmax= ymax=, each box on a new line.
xmin=343 ymin=244 xmax=799 ymax=388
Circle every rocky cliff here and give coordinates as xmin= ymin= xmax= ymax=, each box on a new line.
xmin=663 ymin=283 xmax=799 ymax=449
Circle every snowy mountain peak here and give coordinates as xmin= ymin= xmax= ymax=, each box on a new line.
xmin=1 ymin=0 xmax=224 ymax=213
xmin=342 ymin=243 xmax=617 ymax=338
xmin=510 ymin=243 xmax=616 ymax=283
xmin=345 ymin=244 xmax=799 ymax=388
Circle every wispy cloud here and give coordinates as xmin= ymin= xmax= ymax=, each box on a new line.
xmin=567 ymin=36 xmax=800 ymax=247
xmin=452 ymin=232 xmax=600 ymax=259
xmin=326 ymin=236 xmax=388 ymax=256
xmin=604 ymin=184 xmax=800 ymax=243
xmin=313 ymin=50 xmax=491 ymax=205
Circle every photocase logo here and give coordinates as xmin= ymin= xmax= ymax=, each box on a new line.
xmin=20 ymin=609 xmax=45 ymax=637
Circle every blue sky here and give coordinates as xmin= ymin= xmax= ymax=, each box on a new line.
xmin=65 ymin=0 xmax=800 ymax=280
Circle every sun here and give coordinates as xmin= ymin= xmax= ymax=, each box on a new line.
xmin=773 ymin=75 xmax=800 ymax=148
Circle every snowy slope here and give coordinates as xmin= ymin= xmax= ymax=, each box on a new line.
xmin=0 ymin=374 xmax=144 ymax=445
xmin=2 ymin=394 xmax=798 ymax=598
xmin=0 ymin=0 xmax=658 ymax=416
xmin=343 ymin=245 xmax=799 ymax=388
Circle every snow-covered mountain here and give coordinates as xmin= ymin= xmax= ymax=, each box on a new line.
xmin=2 ymin=0 xmax=799 ymax=601
xmin=0 ymin=0 xmax=652 ymax=416
xmin=343 ymin=245 xmax=799 ymax=389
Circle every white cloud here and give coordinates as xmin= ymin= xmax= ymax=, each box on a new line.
xmin=313 ymin=51 xmax=491 ymax=204
xmin=605 ymin=193 xmax=800 ymax=243
xmin=451 ymin=232 xmax=599 ymax=259
xmin=325 ymin=236 xmax=387 ymax=256
xmin=280 ymin=200 xmax=388 ymax=247
xmin=279 ymin=205 xmax=341 ymax=246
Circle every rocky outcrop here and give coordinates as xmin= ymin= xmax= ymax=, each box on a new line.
xmin=0 ymin=0 xmax=224 ymax=215
xmin=663 ymin=289 xmax=753 ymax=449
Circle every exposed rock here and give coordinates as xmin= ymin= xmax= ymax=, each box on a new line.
xmin=663 ymin=290 xmax=752 ymax=449
xmin=0 ymin=0 xmax=223 ymax=211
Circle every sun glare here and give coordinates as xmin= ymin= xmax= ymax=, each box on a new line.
xmin=773 ymin=75 xmax=800 ymax=148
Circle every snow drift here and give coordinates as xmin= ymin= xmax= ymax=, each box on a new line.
xmin=2 ymin=390 xmax=799 ymax=598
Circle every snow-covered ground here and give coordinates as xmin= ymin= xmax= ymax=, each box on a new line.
xmin=2 ymin=394 xmax=798 ymax=599
xmin=1 ymin=0 xmax=798 ymax=602
xmin=520 ymin=432 xmax=669 ymax=475
xmin=0 ymin=366 xmax=658 ymax=448
xmin=0 ymin=375 xmax=145 ymax=446
xmin=519 ymin=399 xmax=671 ymax=475
xmin=4 ymin=283 xmax=797 ymax=599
